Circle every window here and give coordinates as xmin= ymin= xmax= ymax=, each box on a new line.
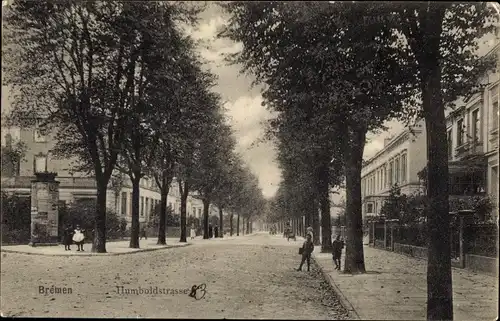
xmin=491 ymin=85 xmax=499 ymax=132
xmin=388 ymin=162 xmax=393 ymax=186
xmin=168 ymin=202 xmax=173 ymax=209
xmin=493 ymin=101 xmax=499 ymax=131
xmin=129 ymin=192 xmax=132 ymax=216
xmin=447 ymin=129 xmax=453 ymax=159
xmin=121 ymin=192 xmax=127 ymax=216
xmin=34 ymin=154 xmax=47 ymax=173
xmin=34 ymin=119 xmax=47 ymax=143
xmin=401 ymin=154 xmax=407 ymax=183
xmin=367 ymin=203 xmax=373 ymax=214
xmin=457 ymin=118 xmax=465 ymax=146
xmin=198 ymin=208 xmax=202 ymax=217
xmin=140 ymin=196 xmax=144 ymax=216
xmin=384 ymin=166 xmax=387 ymax=188
xmin=382 ymin=167 xmax=386 ymax=189
xmin=145 ymin=198 xmax=149 ymax=217
xmin=395 ymin=158 xmax=400 ymax=184
xmin=471 ymin=109 xmax=480 ymax=143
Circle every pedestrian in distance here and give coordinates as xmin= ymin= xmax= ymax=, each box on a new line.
xmin=72 ymin=225 xmax=85 ymax=251
xmin=214 ymin=226 xmax=219 ymax=238
xmin=208 ymin=224 xmax=213 ymax=238
xmin=62 ymin=225 xmax=73 ymax=251
xmin=306 ymin=226 xmax=313 ymax=241
xmin=332 ymin=235 xmax=345 ymax=270
xmin=297 ymin=233 xmax=315 ymax=271
xmin=140 ymin=227 xmax=147 ymax=240
xmin=190 ymin=224 xmax=196 ymax=240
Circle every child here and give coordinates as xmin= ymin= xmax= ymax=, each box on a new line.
xmin=72 ymin=225 xmax=85 ymax=251
xmin=296 ymin=234 xmax=315 ymax=271
xmin=332 ymin=235 xmax=345 ymax=270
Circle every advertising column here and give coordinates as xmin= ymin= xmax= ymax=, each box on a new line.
xmin=30 ymin=172 xmax=60 ymax=246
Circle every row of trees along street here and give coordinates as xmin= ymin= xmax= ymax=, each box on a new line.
xmin=219 ymin=2 xmax=497 ymax=320
xmin=2 ymin=2 xmax=266 ymax=252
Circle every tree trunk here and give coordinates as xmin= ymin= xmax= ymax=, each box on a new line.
xmin=237 ymin=214 xmax=240 ymax=236
xmin=343 ymin=126 xmax=367 ymax=273
xmin=157 ymin=172 xmax=171 ymax=245
xmin=92 ymin=177 xmax=108 ymax=253
xmin=219 ymin=207 xmax=224 ymax=238
xmin=157 ymin=184 xmax=168 ymax=245
xmin=230 ymin=213 xmax=233 ymax=236
xmin=312 ymin=200 xmax=320 ymax=245
xmin=319 ymin=163 xmax=333 ymax=253
xmin=419 ymin=7 xmax=452 ymax=319
xmin=129 ymin=175 xmax=141 ymax=249
xmin=203 ymin=198 xmax=210 ymax=239
xmin=179 ymin=181 xmax=188 ymax=243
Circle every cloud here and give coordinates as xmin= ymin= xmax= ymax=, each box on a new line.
xmin=364 ymin=120 xmax=406 ymax=159
xmin=188 ymin=4 xmax=407 ymax=198
xmin=224 ymin=95 xmax=280 ymax=197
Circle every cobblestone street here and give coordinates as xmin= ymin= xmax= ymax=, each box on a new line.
xmin=1 ymin=233 xmax=349 ymax=319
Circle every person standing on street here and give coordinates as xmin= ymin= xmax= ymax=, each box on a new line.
xmin=190 ymin=224 xmax=196 ymax=240
xmin=296 ymin=233 xmax=315 ymax=271
xmin=63 ymin=225 xmax=73 ymax=251
xmin=72 ymin=225 xmax=85 ymax=251
xmin=332 ymin=235 xmax=345 ymax=270
xmin=140 ymin=227 xmax=147 ymax=240
xmin=306 ymin=226 xmax=313 ymax=241
xmin=208 ymin=224 xmax=213 ymax=238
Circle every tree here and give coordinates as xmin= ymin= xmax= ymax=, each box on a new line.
xmin=212 ymin=153 xmax=243 ymax=238
xmin=380 ymin=3 xmax=496 ymax=318
xmin=219 ymin=2 xmax=410 ymax=270
xmin=0 ymin=133 xmax=26 ymax=177
xmin=379 ymin=184 xmax=406 ymax=220
xmin=190 ymin=107 xmax=235 ymax=240
xmin=3 ymin=1 xmax=147 ymax=252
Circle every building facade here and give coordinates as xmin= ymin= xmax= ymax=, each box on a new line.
xmin=1 ymin=123 xmax=212 ymax=227
xmin=361 ymin=120 xmax=427 ymax=217
xmin=361 ymin=26 xmax=499 ymax=216
xmin=445 ymin=39 xmax=499 ymax=206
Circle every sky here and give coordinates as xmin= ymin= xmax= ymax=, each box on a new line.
xmin=188 ymin=2 xmax=407 ymax=199
xmin=2 ymin=1 xmax=496 ymax=200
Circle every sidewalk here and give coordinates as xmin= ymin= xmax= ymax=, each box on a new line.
xmin=313 ymin=245 xmax=498 ymax=320
xmin=0 ymin=237 xmax=190 ymax=256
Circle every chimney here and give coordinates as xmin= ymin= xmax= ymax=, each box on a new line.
xmin=383 ymin=137 xmax=392 ymax=148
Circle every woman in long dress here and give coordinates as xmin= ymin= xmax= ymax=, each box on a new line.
xmin=190 ymin=225 xmax=196 ymax=240
xmin=63 ymin=225 xmax=73 ymax=251
xmin=72 ymin=225 xmax=85 ymax=251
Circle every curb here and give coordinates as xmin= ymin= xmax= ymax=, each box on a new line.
xmin=0 ymin=243 xmax=191 ymax=257
xmin=312 ymin=254 xmax=360 ymax=320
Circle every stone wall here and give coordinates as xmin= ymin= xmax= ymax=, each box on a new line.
xmin=393 ymin=242 xmax=428 ymax=259
xmin=465 ymin=254 xmax=499 ymax=277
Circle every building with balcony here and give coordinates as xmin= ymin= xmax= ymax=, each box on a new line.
xmin=361 ymin=120 xmax=427 ymax=217
xmin=444 ymin=39 xmax=499 ymax=204
xmin=362 ymin=25 xmax=499 ymax=215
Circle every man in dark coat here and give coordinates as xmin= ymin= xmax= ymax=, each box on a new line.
xmin=214 ymin=226 xmax=219 ymax=238
xmin=332 ymin=235 xmax=345 ymax=270
xmin=208 ymin=224 xmax=213 ymax=238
